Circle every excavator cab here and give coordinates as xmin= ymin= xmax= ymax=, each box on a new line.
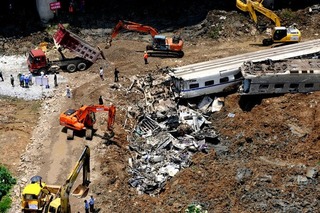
xmin=151 ymin=35 xmax=167 ymax=50
xmin=21 ymin=176 xmax=55 ymax=212
xmin=263 ymin=26 xmax=301 ymax=46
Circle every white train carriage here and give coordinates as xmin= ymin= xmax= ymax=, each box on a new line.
xmin=169 ymin=64 xmax=243 ymax=99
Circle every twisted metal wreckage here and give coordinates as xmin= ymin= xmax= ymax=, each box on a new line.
xmin=124 ymin=71 xmax=224 ymax=195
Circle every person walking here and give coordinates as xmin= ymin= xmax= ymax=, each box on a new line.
xmin=54 ymin=73 xmax=58 ymax=87
xmin=114 ymin=68 xmax=119 ymax=82
xmin=0 ymin=71 xmax=4 ymax=81
xmin=99 ymin=67 xmax=104 ymax=81
xmin=10 ymin=75 xmax=14 ymax=87
xmin=99 ymin=96 xmax=103 ymax=105
xmin=84 ymin=200 xmax=89 ymax=213
xmin=144 ymin=51 xmax=148 ymax=64
xmin=89 ymin=195 xmax=95 ymax=212
xmin=66 ymin=85 xmax=71 ymax=98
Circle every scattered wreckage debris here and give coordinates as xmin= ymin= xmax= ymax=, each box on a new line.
xmin=124 ymin=73 xmax=223 ymax=195
xmin=127 ymin=115 xmax=219 ymax=195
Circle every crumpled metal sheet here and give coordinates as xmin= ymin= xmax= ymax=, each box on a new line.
xmin=126 ymin=73 xmax=221 ymax=195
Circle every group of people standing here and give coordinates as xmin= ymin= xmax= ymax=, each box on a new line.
xmin=16 ymin=73 xmax=33 ymax=88
xmin=83 ymin=195 xmax=95 ymax=213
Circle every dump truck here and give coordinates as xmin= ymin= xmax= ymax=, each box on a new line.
xmin=27 ymin=24 xmax=105 ymax=75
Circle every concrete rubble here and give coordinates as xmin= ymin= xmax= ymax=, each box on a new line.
xmin=125 ymin=72 xmax=222 ymax=195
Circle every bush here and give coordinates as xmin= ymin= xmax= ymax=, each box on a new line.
xmin=0 ymin=166 xmax=16 ymax=212
xmin=280 ymin=9 xmax=297 ymax=20
xmin=0 ymin=195 xmax=12 ymax=213
xmin=209 ymin=24 xmax=222 ymax=40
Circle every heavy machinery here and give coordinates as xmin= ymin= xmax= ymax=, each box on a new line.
xmin=21 ymin=146 xmax=91 ymax=213
xmin=59 ymin=104 xmax=116 ymax=140
xmin=236 ymin=0 xmax=301 ymax=46
xmin=107 ymin=20 xmax=184 ymax=58
xmin=27 ymin=24 xmax=105 ymax=75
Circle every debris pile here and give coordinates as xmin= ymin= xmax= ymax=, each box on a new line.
xmin=125 ymin=72 xmax=221 ymax=195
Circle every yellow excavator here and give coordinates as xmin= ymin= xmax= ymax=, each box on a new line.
xmin=236 ymin=0 xmax=301 ymax=46
xmin=21 ymin=146 xmax=91 ymax=213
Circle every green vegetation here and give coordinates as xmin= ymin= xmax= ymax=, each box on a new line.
xmin=209 ymin=24 xmax=222 ymax=40
xmin=0 ymin=166 xmax=16 ymax=213
xmin=280 ymin=9 xmax=297 ymax=20
xmin=185 ymin=204 xmax=208 ymax=213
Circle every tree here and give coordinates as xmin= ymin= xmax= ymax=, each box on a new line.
xmin=0 ymin=166 xmax=16 ymax=201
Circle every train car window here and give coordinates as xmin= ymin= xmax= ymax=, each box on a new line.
xmin=259 ymin=84 xmax=269 ymax=89
xmin=205 ymin=80 xmax=214 ymax=86
xmin=275 ymin=84 xmax=284 ymax=88
xmin=305 ymin=83 xmax=314 ymax=88
xmin=189 ymin=83 xmax=199 ymax=89
xmin=234 ymin=72 xmax=243 ymax=79
xmin=290 ymin=83 xmax=299 ymax=88
xmin=220 ymin=77 xmax=229 ymax=83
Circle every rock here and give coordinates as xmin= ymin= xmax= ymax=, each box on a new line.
xmin=297 ymin=175 xmax=308 ymax=185
xmin=306 ymin=167 xmax=318 ymax=179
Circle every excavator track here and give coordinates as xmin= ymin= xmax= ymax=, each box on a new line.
xmin=147 ymin=50 xmax=184 ymax=58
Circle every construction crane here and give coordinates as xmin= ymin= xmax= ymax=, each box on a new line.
xmin=21 ymin=146 xmax=91 ymax=213
xmin=59 ymin=104 xmax=116 ymax=140
xmin=107 ymin=20 xmax=184 ymax=58
xmin=236 ymin=0 xmax=301 ymax=46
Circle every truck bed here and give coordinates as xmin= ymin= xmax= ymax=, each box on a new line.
xmin=53 ymin=24 xmax=105 ymax=63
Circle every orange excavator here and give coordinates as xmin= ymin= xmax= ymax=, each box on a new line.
xmin=107 ymin=20 xmax=184 ymax=58
xmin=59 ymin=104 xmax=116 ymax=140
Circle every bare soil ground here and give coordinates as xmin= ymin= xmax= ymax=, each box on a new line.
xmin=1 ymin=5 xmax=320 ymax=213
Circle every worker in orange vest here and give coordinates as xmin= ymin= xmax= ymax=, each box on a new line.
xmin=144 ymin=51 xmax=148 ymax=64
xmin=69 ymin=1 xmax=74 ymax=14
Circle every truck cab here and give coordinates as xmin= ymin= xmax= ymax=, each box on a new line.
xmin=27 ymin=49 xmax=48 ymax=75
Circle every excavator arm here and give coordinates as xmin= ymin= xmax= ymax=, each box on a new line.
xmin=108 ymin=20 xmax=159 ymax=45
xmin=85 ymin=104 xmax=116 ymax=130
xmin=236 ymin=0 xmax=281 ymax=27
xmin=59 ymin=146 xmax=90 ymax=213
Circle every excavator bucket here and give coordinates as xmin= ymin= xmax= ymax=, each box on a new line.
xmin=72 ymin=184 xmax=89 ymax=198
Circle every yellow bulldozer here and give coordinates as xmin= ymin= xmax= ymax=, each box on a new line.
xmin=21 ymin=146 xmax=91 ymax=213
xmin=236 ymin=0 xmax=301 ymax=46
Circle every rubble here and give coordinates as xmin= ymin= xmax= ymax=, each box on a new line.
xmin=126 ymin=73 xmax=220 ymax=195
